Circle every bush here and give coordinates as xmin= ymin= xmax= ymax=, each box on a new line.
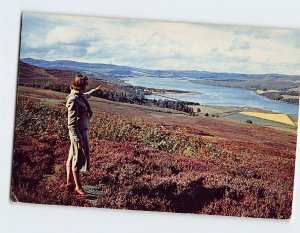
xmin=11 ymin=96 xmax=295 ymax=218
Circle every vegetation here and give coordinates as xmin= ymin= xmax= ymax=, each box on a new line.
xmin=259 ymin=91 xmax=299 ymax=105
xmin=240 ymin=112 xmax=296 ymax=126
xmin=13 ymin=61 xmax=297 ymax=218
xmin=11 ymin=96 xmax=296 ymax=218
xmin=225 ymin=113 xmax=297 ymax=134
xmin=191 ymin=79 xmax=299 ymax=93
xmin=256 ymin=89 xmax=279 ymax=94
xmin=18 ymin=61 xmax=198 ymax=114
xmin=19 ymin=83 xmax=196 ymax=114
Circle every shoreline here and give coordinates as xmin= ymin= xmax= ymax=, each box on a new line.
xmin=252 ymin=90 xmax=299 ymax=106
xmin=151 ymin=90 xmax=202 ymax=95
xmin=189 ymin=79 xmax=299 ymax=106
xmin=187 ymin=79 xmax=300 ymax=106
xmin=123 ymin=79 xmax=299 ymax=114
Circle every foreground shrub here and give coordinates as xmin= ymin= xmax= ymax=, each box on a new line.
xmin=11 ymin=96 xmax=295 ymax=218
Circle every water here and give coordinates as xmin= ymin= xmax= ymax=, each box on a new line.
xmin=124 ymin=77 xmax=299 ymax=114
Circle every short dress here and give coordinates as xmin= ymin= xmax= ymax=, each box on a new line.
xmin=66 ymin=88 xmax=96 ymax=172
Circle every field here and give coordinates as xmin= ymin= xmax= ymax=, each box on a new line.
xmin=188 ymin=103 xmax=297 ymax=133
xmin=240 ymin=112 xmax=297 ymax=127
xmin=11 ymin=86 xmax=297 ymax=218
xmin=282 ymin=95 xmax=299 ymax=100
xmin=256 ymin=90 xmax=280 ymax=94
xmin=289 ymin=87 xmax=300 ymax=92
xmin=225 ymin=113 xmax=297 ymax=134
xmin=188 ymin=105 xmax=242 ymax=115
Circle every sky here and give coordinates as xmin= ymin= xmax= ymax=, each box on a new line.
xmin=20 ymin=12 xmax=300 ymax=75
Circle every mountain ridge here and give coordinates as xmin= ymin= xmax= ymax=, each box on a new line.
xmin=21 ymin=57 xmax=300 ymax=82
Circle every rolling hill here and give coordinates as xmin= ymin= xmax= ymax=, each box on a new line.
xmin=21 ymin=58 xmax=300 ymax=83
xmin=11 ymin=86 xmax=297 ymax=218
xmin=18 ymin=61 xmax=122 ymax=92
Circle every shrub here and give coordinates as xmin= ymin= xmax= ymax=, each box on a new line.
xmin=11 ymin=96 xmax=295 ymax=219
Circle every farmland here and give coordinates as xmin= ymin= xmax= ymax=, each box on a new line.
xmin=188 ymin=103 xmax=298 ymax=133
xmin=255 ymin=90 xmax=280 ymax=94
xmin=11 ymin=86 xmax=297 ymax=218
xmin=240 ymin=112 xmax=296 ymax=126
xmin=225 ymin=113 xmax=297 ymax=134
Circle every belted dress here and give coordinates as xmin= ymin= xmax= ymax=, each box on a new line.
xmin=66 ymin=88 xmax=96 ymax=172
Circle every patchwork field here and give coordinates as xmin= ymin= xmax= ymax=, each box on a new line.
xmin=240 ymin=112 xmax=296 ymax=126
xmin=225 ymin=114 xmax=297 ymax=134
xmin=188 ymin=103 xmax=298 ymax=133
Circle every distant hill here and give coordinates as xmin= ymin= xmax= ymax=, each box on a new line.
xmin=18 ymin=61 xmax=121 ymax=92
xmin=20 ymin=58 xmax=139 ymax=78
xmin=21 ymin=57 xmax=300 ymax=82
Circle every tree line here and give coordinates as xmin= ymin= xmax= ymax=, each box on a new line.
xmin=261 ymin=91 xmax=299 ymax=105
xmin=19 ymin=82 xmax=198 ymax=114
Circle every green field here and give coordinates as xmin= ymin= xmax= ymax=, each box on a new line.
xmin=188 ymin=104 xmax=298 ymax=133
xmin=288 ymin=114 xmax=299 ymax=123
xmin=225 ymin=113 xmax=297 ymax=133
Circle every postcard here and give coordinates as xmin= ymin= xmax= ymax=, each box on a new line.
xmin=11 ymin=12 xmax=299 ymax=218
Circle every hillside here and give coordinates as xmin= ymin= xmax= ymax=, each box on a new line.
xmin=11 ymin=86 xmax=296 ymax=218
xmin=21 ymin=58 xmax=300 ymax=82
xmin=18 ymin=61 xmax=122 ymax=92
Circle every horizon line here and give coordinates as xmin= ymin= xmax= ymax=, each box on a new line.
xmin=20 ymin=57 xmax=300 ymax=77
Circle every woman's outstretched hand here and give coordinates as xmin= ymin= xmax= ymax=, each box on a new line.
xmin=95 ymin=85 xmax=103 ymax=91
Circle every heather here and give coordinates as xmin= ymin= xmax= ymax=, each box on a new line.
xmin=11 ymin=96 xmax=295 ymax=218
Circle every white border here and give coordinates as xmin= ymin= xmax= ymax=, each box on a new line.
xmin=0 ymin=1 xmax=299 ymax=232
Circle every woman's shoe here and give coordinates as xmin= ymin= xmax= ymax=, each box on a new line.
xmin=74 ymin=188 xmax=87 ymax=197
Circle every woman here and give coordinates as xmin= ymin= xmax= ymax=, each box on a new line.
xmin=66 ymin=74 xmax=102 ymax=195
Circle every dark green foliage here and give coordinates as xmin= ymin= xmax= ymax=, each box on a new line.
xmin=19 ymin=83 xmax=195 ymax=114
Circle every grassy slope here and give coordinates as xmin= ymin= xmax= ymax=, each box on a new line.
xmin=188 ymin=103 xmax=298 ymax=133
xmin=18 ymin=61 xmax=122 ymax=92
xmin=225 ymin=113 xmax=297 ymax=134
xmin=11 ymin=86 xmax=297 ymax=218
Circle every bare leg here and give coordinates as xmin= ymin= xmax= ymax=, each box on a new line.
xmin=66 ymin=144 xmax=73 ymax=185
xmin=72 ymin=170 xmax=81 ymax=190
xmin=66 ymin=157 xmax=72 ymax=185
xmin=73 ymin=170 xmax=86 ymax=195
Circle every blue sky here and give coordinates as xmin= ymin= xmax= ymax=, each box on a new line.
xmin=20 ymin=13 xmax=300 ymax=75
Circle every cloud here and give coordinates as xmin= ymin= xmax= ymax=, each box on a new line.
xmin=229 ymin=39 xmax=251 ymax=50
xmin=20 ymin=13 xmax=300 ymax=75
xmin=45 ymin=26 xmax=97 ymax=45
